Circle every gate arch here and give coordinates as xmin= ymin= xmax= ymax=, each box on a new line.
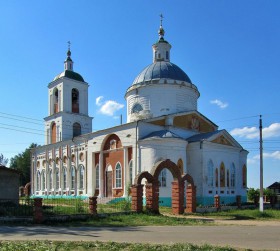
xmin=182 ymin=174 xmax=196 ymax=213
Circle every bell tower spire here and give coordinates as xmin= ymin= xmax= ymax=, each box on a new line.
xmin=64 ymin=41 xmax=73 ymax=71
xmin=152 ymin=14 xmax=171 ymax=63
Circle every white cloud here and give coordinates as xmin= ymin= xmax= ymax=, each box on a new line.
xmin=96 ymin=96 xmax=104 ymax=106
xmin=210 ymin=99 xmax=228 ymax=109
xmin=247 ymin=151 xmax=280 ymax=164
xmin=230 ymin=123 xmax=280 ymax=139
xmin=99 ymin=100 xmax=124 ymax=116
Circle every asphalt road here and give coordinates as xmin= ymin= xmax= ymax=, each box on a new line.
xmin=0 ymin=225 xmax=279 ymax=250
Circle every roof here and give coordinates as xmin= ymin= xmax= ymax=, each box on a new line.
xmin=141 ymin=130 xmax=184 ymax=140
xmin=132 ymin=61 xmax=192 ymax=86
xmin=0 ymin=165 xmax=20 ymax=174
xmin=267 ymin=182 xmax=280 ymax=189
xmin=186 ymin=130 xmax=223 ymax=142
xmin=53 ymin=70 xmax=85 ymax=82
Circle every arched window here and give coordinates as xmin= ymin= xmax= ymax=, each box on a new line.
xmin=207 ymin=160 xmax=214 ymax=187
xmin=49 ymin=169 xmax=53 ymax=189
xmin=115 ymin=163 xmax=122 ymax=188
xmin=220 ymin=163 xmax=225 ymax=187
xmin=71 ymin=166 xmax=76 ymax=190
xmin=53 ymin=88 xmax=59 ymax=113
xmin=230 ymin=163 xmax=236 ymax=187
xmin=158 ymin=168 xmax=167 ymax=187
xmin=129 ymin=160 xmax=133 ymax=185
xmin=166 ymin=51 xmax=169 ymax=60
xmin=226 ymin=169 xmax=230 ymax=187
xmin=72 ymin=88 xmax=79 ymax=113
xmin=242 ymin=165 xmax=247 ymax=188
xmin=215 ymin=168 xmax=218 ymax=187
xmin=79 ymin=165 xmax=84 ymax=189
xmin=63 ymin=167 xmax=67 ymax=190
xmin=177 ymin=159 xmax=183 ymax=174
xmin=41 ymin=170 xmax=46 ymax=190
xmin=131 ymin=103 xmax=143 ymax=114
xmin=51 ymin=123 xmax=56 ymax=144
xmin=36 ymin=171 xmax=40 ymax=191
xmin=95 ymin=164 xmax=99 ymax=189
xmin=55 ymin=168 xmax=59 ymax=190
xmin=73 ymin=122 xmax=81 ymax=138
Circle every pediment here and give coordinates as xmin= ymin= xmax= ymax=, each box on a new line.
xmin=211 ymin=135 xmax=234 ymax=146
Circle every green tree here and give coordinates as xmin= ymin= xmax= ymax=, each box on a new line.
xmin=247 ymin=188 xmax=259 ymax=201
xmin=9 ymin=143 xmax=38 ymax=186
xmin=0 ymin=153 xmax=8 ymax=166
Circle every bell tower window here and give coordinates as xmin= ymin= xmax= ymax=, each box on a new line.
xmin=72 ymin=88 xmax=79 ymax=113
xmin=53 ymin=88 xmax=59 ymax=114
xmin=73 ymin=122 xmax=81 ymax=138
xmin=51 ymin=122 xmax=56 ymax=144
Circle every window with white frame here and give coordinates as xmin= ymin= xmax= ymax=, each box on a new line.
xmin=207 ymin=160 xmax=214 ymax=187
xmin=56 ymin=168 xmax=59 ymax=190
xmin=49 ymin=169 xmax=53 ymax=189
xmin=36 ymin=171 xmax=40 ymax=191
xmin=79 ymin=165 xmax=84 ymax=189
xmin=158 ymin=169 xmax=167 ymax=187
xmin=63 ymin=167 xmax=67 ymax=190
xmin=41 ymin=170 xmax=46 ymax=190
xmin=129 ymin=160 xmax=133 ymax=185
xmin=115 ymin=163 xmax=122 ymax=188
xmin=230 ymin=163 xmax=236 ymax=187
xmin=95 ymin=164 xmax=99 ymax=189
xmin=71 ymin=166 xmax=76 ymax=190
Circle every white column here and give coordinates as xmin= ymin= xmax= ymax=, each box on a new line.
xmin=99 ymin=152 xmax=104 ymax=197
xmin=123 ymin=147 xmax=128 ymax=197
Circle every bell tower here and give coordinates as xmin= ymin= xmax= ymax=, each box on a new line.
xmin=44 ymin=43 xmax=92 ymax=144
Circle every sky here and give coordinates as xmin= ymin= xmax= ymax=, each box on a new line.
xmin=0 ymin=0 xmax=279 ymax=189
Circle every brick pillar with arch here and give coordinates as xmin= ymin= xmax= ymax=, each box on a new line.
xmin=185 ymin=184 xmax=196 ymax=213
xmin=172 ymin=180 xmax=184 ymax=214
xmin=146 ymin=182 xmax=159 ymax=213
xmin=131 ymin=184 xmax=144 ymax=213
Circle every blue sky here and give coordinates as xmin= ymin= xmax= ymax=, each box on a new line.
xmin=0 ymin=0 xmax=279 ymax=188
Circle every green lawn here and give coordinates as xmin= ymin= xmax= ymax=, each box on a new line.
xmin=0 ymin=240 xmax=240 ymax=251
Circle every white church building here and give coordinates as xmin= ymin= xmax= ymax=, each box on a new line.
xmin=31 ymin=21 xmax=248 ymax=206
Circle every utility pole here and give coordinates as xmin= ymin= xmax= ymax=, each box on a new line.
xmin=259 ymin=115 xmax=264 ymax=212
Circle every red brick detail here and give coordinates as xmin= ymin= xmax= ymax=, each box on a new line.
xmin=185 ymin=184 xmax=196 ymax=213
xmin=89 ymin=196 xmax=97 ymax=215
xmin=172 ymin=181 xmax=184 ymax=214
xmin=33 ymin=198 xmax=43 ymax=224
xmin=214 ymin=195 xmax=221 ymax=211
xmin=103 ymin=134 xmax=122 ymax=151
xmin=128 ymin=147 xmax=133 ymax=162
xmin=131 ymin=184 xmax=144 ymax=212
xmin=95 ymin=153 xmax=99 ymax=165
xmin=146 ymin=182 xmax=159 ymax=214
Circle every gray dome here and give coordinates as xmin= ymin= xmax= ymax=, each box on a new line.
xmin=54 ymin=70 xmax=85 ymax=82
xmin=132 ymin=61 xmax=192 ymax=85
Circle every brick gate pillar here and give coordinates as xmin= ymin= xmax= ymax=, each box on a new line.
xmin=185 ymin=184 xmax=196 ymax=213
xmin=214 ymin=195 xmax=221 ymax=211
xmin=146 ymin=182 xmax=159 ymax=214
xmin=172 ymin=180 xmax=184 ymax=214
xmin=33 ymin=198 xmax=43 ymax=224
xmin=236 ymin=195 xmax=241 ymax=209
xmin=131 ymin=184 xmax=143 ymax=213
xmin=89 ymin=196 xmax=97 ymax=215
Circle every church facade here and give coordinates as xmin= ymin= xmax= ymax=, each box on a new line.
xmin=31 ymin=21 xmax=248 ymax=206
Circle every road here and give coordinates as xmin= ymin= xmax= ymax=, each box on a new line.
xmin=0 ymin=225 xmax=280 ymax=250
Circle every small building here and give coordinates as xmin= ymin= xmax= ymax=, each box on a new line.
xmin=0 ymin=165 xmax=20 ymax=201
xmin=267 ymin=182 xmax=280 ymax=196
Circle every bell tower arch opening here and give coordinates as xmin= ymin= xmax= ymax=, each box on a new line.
xmin=72 ymin=88 xmax=79 ymax=113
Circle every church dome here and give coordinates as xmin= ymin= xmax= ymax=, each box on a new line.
xmin=54 ymin=70 xmax=85 ymax=82
xmin=132 ymin=61 xmax=192 ymax=86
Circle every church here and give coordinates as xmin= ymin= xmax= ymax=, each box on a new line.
xmin=31 ymin=20 xmax=248 ymax=206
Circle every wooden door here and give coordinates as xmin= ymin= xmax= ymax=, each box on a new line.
xmin=106 ymin=171 xmax=112 ymax=197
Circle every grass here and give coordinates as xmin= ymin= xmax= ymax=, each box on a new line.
xmin=196 ymin=208 xmax=280 ymax=220
xmin=50 ymin=211 xmax=211 ymax=227
xmin=0 ymin=240 xmax=242 ymax=251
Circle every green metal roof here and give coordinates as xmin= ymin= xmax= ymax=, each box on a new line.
xmin=53 ymin=70 xmax=85 ymax=82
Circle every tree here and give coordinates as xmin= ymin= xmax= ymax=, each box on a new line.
xmin=247 ymin=188 xmax=260 ymax=201
xmin=9 ymin=143 xmax=38 ymax=186
xmin=0 ymin=153 xmax=8 ymax=166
